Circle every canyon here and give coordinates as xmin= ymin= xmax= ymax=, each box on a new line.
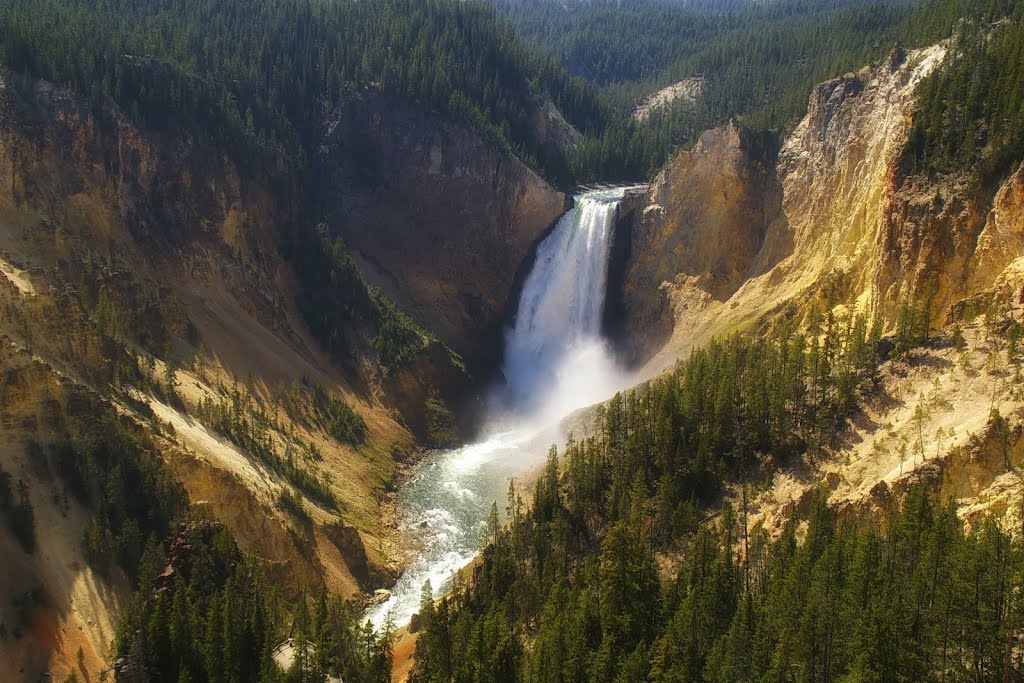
xmin=0 ymin=36 xmax=1023 ymax=682
xmin=0 ymin=75 xmax=566 ymax=680
xmin=612 ymin=44 xmax=1024 ymax=544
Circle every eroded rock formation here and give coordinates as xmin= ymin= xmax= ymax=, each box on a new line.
xmin=319 ymin=92 xmax=569 ymax=370
xmin=619 ymin=44 xmax=1024 ymax=372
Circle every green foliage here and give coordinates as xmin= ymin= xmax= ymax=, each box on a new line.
xmin=411 ymin=318 xmax=870 ymax=677
xmin=195 ymin=384 xmax=338 ymax=510
xmin=45 ymin=413 xmax=185 ymax=578
xmin=3 ymin=0 xmax=1018 ymax=188
xmin=416 ymin=472 xmax=1024 ymax=682
xmin=503 ymin=0 xmax=1024 ymax=182
xmin=117 ymin=523 xmax=394 ymax=682
xmin=310 ymin=384 xmax=366 ymax=446
xmin=500 ymin=0 xmax=909 ymax=87
xmin=277 ymin=489 xmax=311 ymax=524
xmin=893 ymin=279 xmax=939 ymax=358
xmin=6 ymin=0 xmax=1016 ymax=189
xmin=501 ymin=0 xmax=940 ymax=180
xmin=409 ymin=308 xmax=995 ymax=682
xmin=908 ymin=2 xmax=1024 ymax=183
xmin=294 ymin=227 xmax=430 ymax=372
xmin=71 ymin=248 xmax=183 ymax=363
xmin=118 ymin=351 xmax=184 ymax=408
xmin=0 ymin=0 xmax=600 ymax=183
xmin=55 ymin=404 xmax=387 ymax=682
xmin=425 ymin=392 xmax=458 ymax=448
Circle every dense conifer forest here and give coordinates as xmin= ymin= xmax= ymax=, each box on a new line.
xmin=909 ymin=2 xmax=1024 ymax=183
xmin=502 ymin=0 xmax=1024 ymax=180
xmin=411 ymin=309 xmax=1024 ymax=682
xmin=414 ymin=480 xmax=1024 ymax=682
xmin=0 ymin=0 xmax=602 ymax=182
xmin=115 ymin=522 xmax=395 ymax=682
xmin=3 ymin=0 xmax=1023 ymax=183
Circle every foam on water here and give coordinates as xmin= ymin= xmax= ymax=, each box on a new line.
xmin=367 ymin=187 xmax=639 ymax=630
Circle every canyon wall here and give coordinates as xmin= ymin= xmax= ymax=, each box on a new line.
xmin=618 ymin=120 xmax=782 ymax=362
xmin=0 ymin=76 xmax=567 ymax=680
xmin=319 ymin=92 xmax=569 ymax=371
xmin=620 ymin=44 xmax=1024 ymax=373
xmin=614 ymin=43 xmax=1024 ymax=553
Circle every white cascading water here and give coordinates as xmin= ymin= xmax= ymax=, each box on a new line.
xmin=499 ymin=187 xmax=628 ymax=420
xmin=367 ymin=187 xmax=636 ymax=630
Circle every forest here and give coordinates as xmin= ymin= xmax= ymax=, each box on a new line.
xmin=11 ymin=401 xmax=391 ymax=681
xmin=414 ymin=481 xmax=1024 ymax=682
xmin=411 ymin=305 xmax=1024 ymax=681
xmin=2 ymin=0 xmax=1023 ymax=184
xmin=114 ymin=522 xmax=395 ymax=682
xmin=908 ymin=1 xmax=1024 ymax=184
xmin=0 ymin=0 xmax=601 ymax=183
xmin=292 ymin=226 xmax=435 ymax=373
xmin=521 ymin=0 xmax=1024 ymax=180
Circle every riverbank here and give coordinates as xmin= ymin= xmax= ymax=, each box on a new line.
xmin=367 ymin=187 xmax=638 ymax=649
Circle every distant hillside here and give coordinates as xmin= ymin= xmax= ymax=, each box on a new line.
xmin=493 ymin=0 xmax=1022 ymax=181
xmin=0 ymin=0 xmax=603 ymax=186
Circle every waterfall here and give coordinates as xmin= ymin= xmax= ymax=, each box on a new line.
xmin=367 ymin=187 xmax=635 ymax=630
xmin=500 ymin=187 xmax=628 ymax=417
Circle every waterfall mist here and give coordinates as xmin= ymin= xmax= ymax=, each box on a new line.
xmin=494 ymin=187 xmax=634 ymax=427
xmin=367 ymin=187 xmax=637 ymax=630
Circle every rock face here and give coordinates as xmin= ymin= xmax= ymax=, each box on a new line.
xmin=773 ymin=45 xmax=951 ymax=325
xmin=531 ymin=96 xmax=584 ymax=154
xmin=155 ymin=521 xmax=226 ymax=594
xmin=619 ymin=120 xmax=781 ymax=362
xmin=0 ymin=75 xmax=395 ymax=681
xmin=0 ymin=77 xmax=568 ymax=680
xmin=0 ymin=78 xmax=292 ymax=259
xmin=633 ymin=77 xmax=705 ymax=122
xmin=603 ymin=186 xmax=648 ymax=347
xmin=618 ymin=44 xmax=1024 ymax=372
xmin=319 ymin=92 xmax=569 ymax=370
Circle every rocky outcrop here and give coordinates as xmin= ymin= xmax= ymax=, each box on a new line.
xmin=319 ymin=91 xmax=569 ymax=370
xmin=877 ymin=163 xmax=1024 ymax=326
xmin=773 ymin=45 xmax=960 ymax=326
xmin=0 ymin=78 xmax=292 ymax=259
xmin=321 ymin=520 xmax=372 ymax=587
xmin=633 ymin=77 xmax=705 ymax=122
xmin=604 ymin=186 xmax=652 ymax=351
xmin=618 ymin=120 xmax=782 ymax=363
xmin=531 ymin=96 xmax=584 ymax=153
xmin=617 ymin=44 xmax=1024 ymax=371
xmin=154 ymin=521 xmax=226 ymax=593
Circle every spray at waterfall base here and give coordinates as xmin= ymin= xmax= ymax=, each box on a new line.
xmin=368 ymin=187 xmax=641 ymax=630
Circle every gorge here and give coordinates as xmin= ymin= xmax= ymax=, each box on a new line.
xmin=2 ymin=0 xmax=1024 ymax=680
xmin=369 ymin=187 xmax=637 ymax=629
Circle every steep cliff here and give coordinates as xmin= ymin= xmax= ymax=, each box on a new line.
xmin=319 ymin=92 xmax=569 ymax=371
xmin=621 ymin=44 xmax=1024 ymax=371
xmin=0 ymin=75 xmax=394 ymax=680
xmin=616 ymin=42 xmax=1024 ymax=545
xmin=0 ymin=76 xmax=567 ymax=680
xmin=618 ymin=120 xmax=782 ymax=361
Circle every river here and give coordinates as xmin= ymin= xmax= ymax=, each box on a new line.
xmin=367 ymin=186 xmax=639 ymax=630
